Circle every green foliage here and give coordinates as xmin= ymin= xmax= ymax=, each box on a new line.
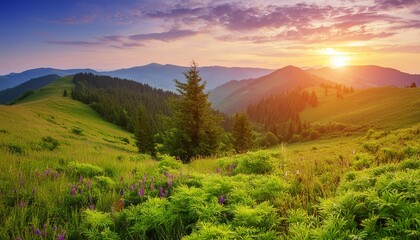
xmin=82 ymin=209 xmax=119 ymax=240
xmin=157 ymin=155 xmax=182 ymax=173
xmin=162 ymin=62 xmax=224 ymax=162
xmin=39 ymin=136 xmax=60 ymax=151
xmin=353 ymin=153 xmax=373 ymax=170
xmin=232 ymin=113 xmax=253 ymax=153
xmin=71 ymin=127 xmax=84 ymax=135
xmin=10 ymin=89 xmax=34 ymax=104
xmin=68 ymin=162 xmax=105 ymax=177
xmin=134 ymin=105 xmax=156 ymax=156
xmin=63 ymin=89 xmax=68 ymax=97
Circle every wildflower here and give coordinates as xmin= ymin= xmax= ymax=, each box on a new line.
xmin=121 ymin=199 xmax=125 ymax=206
xmin=34 ymin=228 xmax=41 ymax=236
xmin=53 ymin=171 xmax=59 ymax=178
xmin=218 ymin=195 xmax=225 ymax=205
xmin=138 ymin=186 xmax=144 ymax=197
xmin=159 ymin=187 xmax=166 ymax=197
xmin=86 ymin=179 xmax=91 ymax=190
xmin=168 ymin=178 xmax=173 ymax=188
xmin=89 ymin=204 xmax=95 ymax=210
xmin=120 ymin=188 xmax=125 ymax=196
xmin=151 ymin=176 xmax=155 ymax=183
xmin=89 ymin=195 xmax=93 ymax=203
xmin=142 ymin=174 xmax=147 ymax=184
xmin=32 ymin=188 xmax=36 ymax=195
xmin=70 ymin=187 xmax=76 ymax=197
xmin=129 ymin=185 xmax=134 ymax=191
xmin=79 ymin=176 xmax=84 ymax=184
xmin=150 ymin=183 xmax=155 ymax=191
xmin=57 ymin=230 xmax=66 ymax=240
xmin=45 ymin=168 xmax=51 ymax=176
xmin=19 ymin=200 xmax=24 ymax=208
xmin=16 ymin=237 xmax=22 ymax=240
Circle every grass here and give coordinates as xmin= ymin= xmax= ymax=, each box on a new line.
xmin=301 ymin=87 xmax=420 ymax=130
xmin=0 ymin=77 xmax=419 ymax=239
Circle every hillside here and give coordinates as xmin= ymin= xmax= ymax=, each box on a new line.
xmin=307 ymin=65 xmax=420 ymax=89
xmin=301 ymin=87 xmax=420 ymax=129
xmin=0 ymin=74 xmax=60 ymax=104
xmin=210 ymin=65 xmax=327 ymax=113
xmin=0 ymin=75 xmax=155 ymax=173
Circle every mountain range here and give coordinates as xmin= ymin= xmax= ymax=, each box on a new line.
xmin=210 ymin=65 xmax=420 ymax=113
xmin=0 ymin=63 xmax=272 ymax=91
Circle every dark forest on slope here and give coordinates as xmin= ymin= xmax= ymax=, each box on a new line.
xmin=72 ymin=73 xmax=176 ymax=134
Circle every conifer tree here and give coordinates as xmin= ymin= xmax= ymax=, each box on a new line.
xmin=135 ymin=106 xmax=156 ymax=156
xmin=163 ymin=62 xmax=223 ymax=162
xmin=232 ymin=113 xmax=253 ymax=153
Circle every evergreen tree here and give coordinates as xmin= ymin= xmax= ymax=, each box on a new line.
xmin=232 ymin=113 xmax=253 ymax=153
xmin=135 ymin=106 xmax=156 ymax=156
xmin=163 ymin=62 xmax=223 ymax=162
xmin=63 ymin=89 xmax=68 ymax=97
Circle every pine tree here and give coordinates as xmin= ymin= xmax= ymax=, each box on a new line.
xmin=135 ymin=106 xmax=156 ymax=156
xmin=163 ymin=62 xmax=223 ymax=162
xmin=232 ymin=113 xmax=253 ymax=153
xmin=63 ymin=89 xmax=68 ymax=97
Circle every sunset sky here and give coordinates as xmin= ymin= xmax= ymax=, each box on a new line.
xmin=1 ymin=0 xmax=419 ymax=74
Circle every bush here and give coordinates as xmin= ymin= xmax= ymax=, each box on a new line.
xmin=94 ymin=176 xmax=116 ymax=190
xmin=71 ymin=127 xmax=84 ymax=136
xmin=40 ymin=136 xmax=60 ymax=151
xmin=233 ymin=151 xmax=275 ymax=175
xmin=6 ymin=144 xmax=24 ymax=155
xmin=353 ymin=153 xmax=373 ymax=170
xmin=68 ymin=162 xmax=104 ymax=177
xmin=157 ymin=155 xmax=182 ymax=173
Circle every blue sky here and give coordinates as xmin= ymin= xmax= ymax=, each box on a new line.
xmin=1 ymin=0 xmax=419 ymax=74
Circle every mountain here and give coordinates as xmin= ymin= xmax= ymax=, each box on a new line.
xmin=0 ymin=68 xmax=98 ymax=91
xmin=0 ymin=74 xmax=60 ymax=104
xmin=0 ymin=64 xmax=272 ymax=92
xmin=210 ymin=65 xmax=328 ymax=113
xmin=307 ymin=65 xmax=420 ymax=89
xmin=103 ymin=63 xmax=273 ymax=91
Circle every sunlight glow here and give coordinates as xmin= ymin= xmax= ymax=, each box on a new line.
xmin=322 ymin=48 xmax=350 ymax=68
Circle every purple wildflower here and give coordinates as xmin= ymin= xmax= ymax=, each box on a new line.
xmin=138 ymin=186 xmax=145 ymax=197
xmin=168 ymin=178 xmax=173 ymax=188
xmin=79 ymin=176 xmax=84 ymax=184
xmin=218 ymin=195 xmax=225 ymax=205
xmin=120 ymin=188 xmax=125 ymax=196
xmin=45 ymin=168 xmax=51 ymax=176
xmin=150 ymin=183 xmax=155 ymax=191
xmin=16 ymin=237 xmax=22 ymax=240
xmin=86 ymin=179 xmax=91 ymax=190
xmin=89 ymin=204 xmax=95 ymax=210
xmin=89 ymin=195 xmax=93 ymax=203
xmin=121 ymin=199 xmax=125 ymax=206
xmin=34 ymin=228 xmax=41 ymax=236
xmin=159 ymin=187 xmax=167 ymax=198
xmin=70 ymin=187 xmax=76 ymax=197
xmin=32 ymin=188 xmax=36 ymax=195
xmin=57 ymin=230 xmax=66 ymax=240
xmin=19 ymin=200 xmax=24 ymax=208
xmin=43 ymin=223 xmax=47 ymax=229
xmin=53 ymin=171 xmax=59 ymax=178
xmin=129 ymin=185 xmax=134 ymax=191
xmin=142 ymin=174 xmax=147 ymax=184
xmin=151 ymin=176 xmax=155 ymax=183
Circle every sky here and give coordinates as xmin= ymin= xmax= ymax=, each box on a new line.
xmin=1 ymin=0 xmax=420 ymax=74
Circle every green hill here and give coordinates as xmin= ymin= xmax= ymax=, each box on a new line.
xmin=0 ymin=75 xmax=156 ymax=197
xmin=301 ymin=87 xmax=420 ymax=130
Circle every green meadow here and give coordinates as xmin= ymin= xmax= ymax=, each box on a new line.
xmin=0 ymin=77 xmax=419 ymax=239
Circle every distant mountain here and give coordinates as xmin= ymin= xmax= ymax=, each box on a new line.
xmin=210 ymin=65 xmax=328 ymax=114
xmin=0 ymin=64 xmax=272 ymax=91
xmin=103 ymin=63 xmax=273 ymax=91
xmin=0 ymin=74 xmax=60 ymax=104
xmin=307 ymin=65 xmax=420 ymax=89
xmin=0 ymin=68 xmax=97 ymax=91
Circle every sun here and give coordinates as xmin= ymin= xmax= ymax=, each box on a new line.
xmin=322 ymin=48 xmax=350 ymax=68
xmin=331 ymin=55 xmax=349 ymax=68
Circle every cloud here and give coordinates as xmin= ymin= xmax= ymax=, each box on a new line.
xmin=47 ymin=29 xmax=196 ymax=48
xmin=47 ymin=40 xmax=99 ymax=46
xmin=374 ymin=0 xmax=420 ymax=9
xmin=129 ymin=29 xmax=198 ymax=41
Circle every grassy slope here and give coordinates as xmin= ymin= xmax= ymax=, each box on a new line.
xmin=301 ymin=87 xmax=420 ymax=129
xmin=0 ymin=75 xmax=156 ymax=199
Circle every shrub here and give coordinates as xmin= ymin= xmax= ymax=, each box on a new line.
xmin=353 ymin=153 xmax=373 ymax=170
xmin=71 ymin=127 xmax=84 ymax=136
xmin=6 ymin=144 xmax=24 ymax=155
xmin=94 ymin=176 xmax=116 ymax=190
xmin=233 ymin=151 xmax=274 ymax=175
xmin=40 ymin=136 xmax=60 ymax=151
xmin=82 ymin=209 xmax=119 ymax=240
xmin=157 ymin=155 xmax=182 ymax=173
xmin=68 ymin=162 xmax=104 ymax=177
